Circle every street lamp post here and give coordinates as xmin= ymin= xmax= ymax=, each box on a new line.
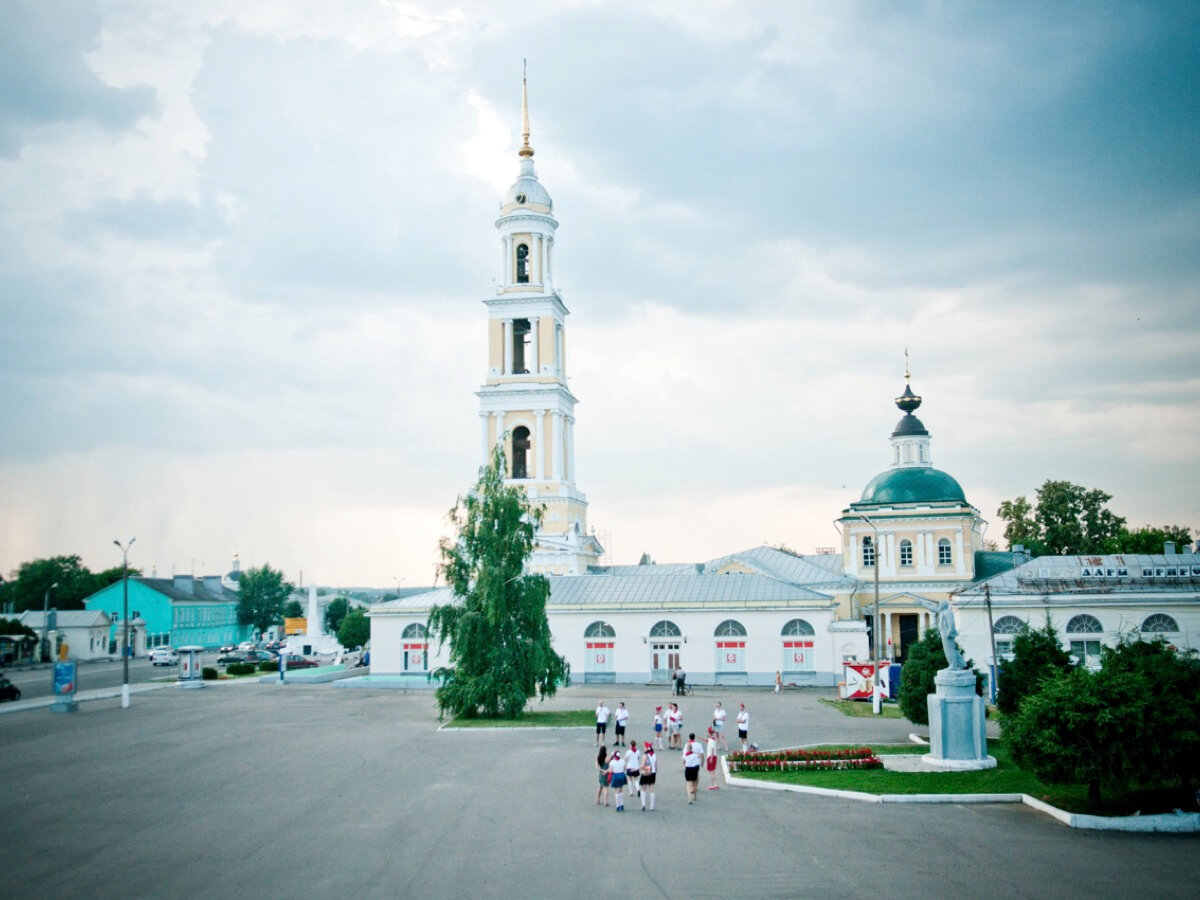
xmin=114 ymin=537 xmax=136 ymax=709
xmin=855 ymin=515 xmax=884 ymax=715
xmin=42 ymin=582 xmax=58 ymax=663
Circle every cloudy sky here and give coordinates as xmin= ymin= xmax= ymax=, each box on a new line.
xmin=1 ymin=0 xmax=1197 ymax=590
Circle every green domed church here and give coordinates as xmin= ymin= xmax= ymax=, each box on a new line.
xmin=835 ymin=369 xmax=986 ymax=662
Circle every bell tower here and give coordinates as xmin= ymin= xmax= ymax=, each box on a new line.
xmin=476 ymin=70 xmax=602 ymax=575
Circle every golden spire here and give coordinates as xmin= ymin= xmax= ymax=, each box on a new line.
xmin=519 ymin=59 xmax=534 ymax=159
xmin=904 ymin=347 xmax=910 ymax=382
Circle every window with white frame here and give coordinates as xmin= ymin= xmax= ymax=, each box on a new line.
xmin=899 ymin=539 xmax=913 ymax=567
xmin=862 ymin=536 xmax=875 ymax=568
xmin=992 ymin=615 xmax=1026 ymax=660
xmin=1066 ymin=614 xmax=1103 ymax=666
xmin=1140 ymin=613 xmax=1179 ymax=635
xmin=714 ymin=619 xmax=746 ymax=673
xmin=937 ymin=538 xmax=952 ymax=566
xmin=781 ymin=618 xmax=815 ymax=672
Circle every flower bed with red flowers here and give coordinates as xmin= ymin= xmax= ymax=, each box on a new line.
xmin=727 ymin=747 xmax=883 ymax=773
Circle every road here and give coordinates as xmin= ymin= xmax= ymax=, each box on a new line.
xmin=2 ymin=656 xmax=161 ymax=701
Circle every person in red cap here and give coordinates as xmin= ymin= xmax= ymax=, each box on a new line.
xmin=706 ymin=727 xmax=720 ymax=790
xmin=653 ymin=706 xmax=664 ymax=749
xmin=640 ymin=742 xmax=657 ymax=811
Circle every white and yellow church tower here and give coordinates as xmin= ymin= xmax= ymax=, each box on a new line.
xmin=477 ymin=76 xmax=603 ymax=576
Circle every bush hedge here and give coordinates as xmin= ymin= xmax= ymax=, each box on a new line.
xmin=202 ymin=667 xmax=218 ymax=680
xmin=226 ymin=662 xmax=257 ymax=676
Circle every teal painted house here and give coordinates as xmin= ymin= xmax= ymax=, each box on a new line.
xmin=85 ymin=575 xmax=252 ymax=651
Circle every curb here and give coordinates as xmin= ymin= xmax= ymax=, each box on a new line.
xmin=719 ymin=757 xmax=1200 ymax=833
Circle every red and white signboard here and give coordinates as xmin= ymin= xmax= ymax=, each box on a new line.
xmin=843 ymin=662 xmax=884 ymax=700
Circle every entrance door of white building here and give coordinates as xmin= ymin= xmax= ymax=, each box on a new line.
xmin=650 ymin=643 xmax=680 ymax=682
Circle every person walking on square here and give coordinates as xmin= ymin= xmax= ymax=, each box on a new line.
xmin=624 ymin=739 xmax=641 ymax=799
xmin=712 ymin=701 xmax=728 ymax=752
xmin=736 ymin=702 xmax=749 ymax=751
xmin=640 ymin=742 xmax=657 ymax=811
xmin=774 ymin=670 xmax=782 ymax=694
xmin=609 ymin=746 xmax=628 ymax=811
xmin=614 ymin=701 xmax=629 ymax=746
xmin=653 ymin=706 xmax=665 ymax=749
xmin=595 ymin=700 xmax=610 ymax=746
xmin=683 ymin=732 xmax=703 ymax=804
xmin=669 ymin=703 xmax=683 ymax=750
xmin=596 ymin=744 xmax=611 ymax=807
xmin=705 ymin=728 xmax=720 ymax=790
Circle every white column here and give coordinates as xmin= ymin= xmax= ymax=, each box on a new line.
xmin=534 ymin=410 xmax=545 ymax=479
xmin=530 ymin=316 xmax=540 ymax=374
xmin=566 ymin=415 xmax=576 ymax=483
xmin=885 ymin=533 xmax=895 ymax=576
xmin=493 ymin=411 xmax=506 ymax=448
xmin=955 ymin=532 xmax=966 ymax=574
xmin=504 ymin=235 xmax=513 ymax=284
xmin=545 ymin=236 xmax=553 ymax=288
xmin=552 ymin=411 xmax=563 ymax=480
xmin=480 ymin=411 xmax=490 ymax=463
xmin=532 ymin=235 xmax=542 ymax=285
xmin=502 ymin=320 xmax=512 ymax=375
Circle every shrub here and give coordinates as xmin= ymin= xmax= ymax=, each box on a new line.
xmin=258 ymin=659 xmax=278 ymax=672
xmin=996 ymin=621 xmax=1073 ymax=718
xmin=226 ymin=662 xmax=257 ymax=676
xmin=727 ymin=747 xmax=882 ymax=773
xmin=898 ymin=628 xmax=983 ymax=725
xmin=202 ymin=667 xmax=218 ymax=680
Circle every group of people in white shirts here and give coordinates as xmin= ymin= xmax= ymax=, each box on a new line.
xmin=594 ymin=700 xmax=751 ymax=810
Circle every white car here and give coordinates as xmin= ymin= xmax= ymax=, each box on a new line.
xmin=149 ymin=647 xmax=180 ymax=667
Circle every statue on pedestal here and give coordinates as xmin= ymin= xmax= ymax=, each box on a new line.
xmin=936 ymin=600 xmax=966 ymax=670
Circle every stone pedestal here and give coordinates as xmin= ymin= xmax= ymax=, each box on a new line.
xmin=923 ymin=668 xmax=996 ymax=770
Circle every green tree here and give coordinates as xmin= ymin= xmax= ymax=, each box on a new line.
xmin=337 ymin=608 xmax=370 ymax=650
xmin=324 ymin=597 xmax=350 ymax=634
xmin=1098 ymin=637 xmax=1200 ymax=792
xmin=427 ymin=446 xmax=568 ymax=719
xmin=995 ymin=620 xmax=1074 ymax=718
xmin=283 ymin=600 xmax=304 ymax=618
xmin=898 ymin=628 xmax=983 ymax=726
xmin=2 ymin=555 xmax=138 ymax=612
xmin=1005 ymin=664 xmax=1150 ymax=804
xmin=236 ymin=565 xmax=295 ymax=637
xmin=997 ymin=480 xmax=1126 ymax=555
xmin=1116 ymin=524 xmax=1192 ymax=554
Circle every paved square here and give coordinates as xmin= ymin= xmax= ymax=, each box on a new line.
xmin=1 ymin=682 xmax=1195 ymax=898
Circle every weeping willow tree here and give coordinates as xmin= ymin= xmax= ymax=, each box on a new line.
xmin=427 ymin=445 xmax=569 ymax=718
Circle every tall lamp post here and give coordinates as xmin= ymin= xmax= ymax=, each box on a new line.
xmin=42 ymin=582 xmax=58 ymax=663
xmin=114 ymin=537 xmax=136 ymax=709
xmin=855 ymin=515 xmax=883 ymax=715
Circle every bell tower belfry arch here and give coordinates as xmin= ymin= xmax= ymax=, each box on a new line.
xmin=476 ymin=70 xmax=602 ymax=575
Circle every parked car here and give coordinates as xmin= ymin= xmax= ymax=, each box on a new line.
xmin=149 ymin=647 xmax=180 ymax=667
xmin=280 ymin=654 xmax=318 ymax=670
xmin=237 ymin=641 xmax=256 ymax=652
xmin=0 ymin=674 xmax=20 ymax=702
xmin=219 ymin=644 xmax=236 ymax=654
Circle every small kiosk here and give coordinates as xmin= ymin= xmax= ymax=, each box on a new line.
xmin=177 ymin=646 xmax=205 ymax=689
xmin=51 ymin=660 xmax=78 ymax=713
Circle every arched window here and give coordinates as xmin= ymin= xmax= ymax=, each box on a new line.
xmin=1066 ymin=614 xmax=1103 ymax=667
xmin=584 ymin=621 xmax=616 ymax=638
xmin=714 ymin=619 xmax=747 ymax=637
xmin=782 ymin=618 xmax=814 ymax=672
xmin=899 ymin=539 xmax=913 ymax=567
xmin=937 ymin=538 xmax=952 ymax=566
xmin=1141 ymin=613 xmax=1179 ymax=634
xmin=402 ymin=623 xmax=427 ymax=639
xmin=511 ymin=318 xmax=531 ymax=373
xmin=781 ymin=619 xmax=815 ymax=636
xmin=511 ymin=426 xmax=531 ymax=479
xmin=862 ymin=536 xmax=875 ymax=568
xmin=516 ymin=243 xmax=529 ymax=283
xmin=992 ymin=616 xmax=1026 ymax=635
xmin=1066 ymin=614 xmax=1103 ymax=634
xmin=649 ymin=620 xmax=681 ymax=638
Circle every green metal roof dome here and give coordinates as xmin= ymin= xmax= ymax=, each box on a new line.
xmin=858 ymin=467 xmax=967 ymax=505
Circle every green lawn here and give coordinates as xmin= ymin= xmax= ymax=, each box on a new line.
xmin=443 ymin=709 xmax=595 ymax=728
xmin=818 ymin=698 xmax=906 ymax=718
xmin=733 ymin=740 xmax=1193 ymax=816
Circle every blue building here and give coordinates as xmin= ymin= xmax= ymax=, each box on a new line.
xmin=85 ymin=574 xmax=251 ymax=651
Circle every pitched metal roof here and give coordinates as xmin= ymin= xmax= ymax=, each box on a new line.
xmin=18 ymin=610 xmax=111 ymax=628
xmin=959 ymin=552 xmax=1200 ymax=597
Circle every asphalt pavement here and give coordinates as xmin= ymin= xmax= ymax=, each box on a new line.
xmin=0 ymin=681 xmax=1195 ymax=899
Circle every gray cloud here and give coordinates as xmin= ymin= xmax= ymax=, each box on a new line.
xmin=0 ymin=0 xmax=157 ymax=156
